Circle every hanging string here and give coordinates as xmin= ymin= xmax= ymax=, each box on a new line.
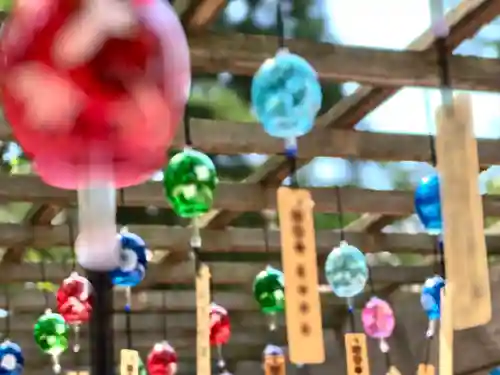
xmin=420 ymin=0 xmax=449 ymax=366
xmin=162 ymin=291 xmax=168 ymax=339
xmin=429 ymin=0 xmax=448 ymax=280
xmin=335 ymin=186 xmax=345 ymax=242
xmin=126 ymin=302 xmax=132 ymax=349
xmin=184 ymin=103 xmax=193 ymax=147
xmin=38 ymin=250 xmax=50 ymax=309
xmin=275 ymin=0 xmax=298 ymax=188
xmin=3 ymin=284 xmax=10 ymax=341
xmin=68 ymin=214 xmax=77 ymax=272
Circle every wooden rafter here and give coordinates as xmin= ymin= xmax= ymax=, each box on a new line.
xmin=189 ymin=34 xmax=500 ymax=91
xmin=2 ymin=224 xmax=500 ymax=255
xmin=3 ymin=176 xmax=500 ymax=216
xmin=1 ymin=120 xmax=500 ymax=165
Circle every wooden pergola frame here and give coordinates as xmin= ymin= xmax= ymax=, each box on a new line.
xmin=2 ymin=0 xmax=500 ymax=374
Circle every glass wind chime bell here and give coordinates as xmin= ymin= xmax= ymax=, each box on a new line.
xmin=361 ymin=297 xmax=395 ymax=357
xmin=147 ymin=341 xmax=178 ymax=375
xmin=109 ymin=230 xmax=148 ymax=310
xmin=414 ymin=174 xmax=442 ymax=234
xmin=210 ymin=303 xmax=231 ymax=373
xmin=251 ymin=48 xmax=322 ymax=157
xmin=163 ymin=148 xmax=218 ymax=219
xmin=33 ymin=310 xmax=69 ymax=373
xmin=253 ymin=266 xmax=285 ymax=330
xmin=421 ymin=275 xmax=445 ymax=337
xmin=56 ymin=272 xmax=92 ymax=352
xmin=0 ymin=340 xmax=24 ymax=375
xmin=325 ymin=241 xmax=368 ymax=302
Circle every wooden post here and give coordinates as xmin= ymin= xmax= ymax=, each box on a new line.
xmin=196 ymin=264 xmax=211 ymax=375
xmin=439 ymin=288 xmax=453 ymax=375
xmin=435 ymin=94 xmax=491 ymax=330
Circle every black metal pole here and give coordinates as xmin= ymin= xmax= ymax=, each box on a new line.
xmin=87 ymin=271 xmax=114 ymax=375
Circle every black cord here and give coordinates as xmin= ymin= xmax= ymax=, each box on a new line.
xmin=3 ymin=284 xmax=10 ymax=340
xmin=276 ymin=0 xmax=285 ymax=49
xmin=430 ymin=0 xmax=448 ymax=281
xmin=126 ymin=305 xmax=132 ymax=349
xmin=335 ymin=186 xmax=345 ymax=242
xmin=162 ymin=291 xmax=168 ymax=339
xmin=39 ymin=251 xmax=50 ymax=308
xmin=68 ymin=215 xmax=76 ymax=271
xmin=184 ymin=102 xmax=192 ymax=147
xmin=347 ymin=305 xmax=356 ymax=333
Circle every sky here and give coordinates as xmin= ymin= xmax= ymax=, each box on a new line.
xmin=316 ymin=0 xmax=500 ymax=189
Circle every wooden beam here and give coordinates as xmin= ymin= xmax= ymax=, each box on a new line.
xmin=188 ymin=33 xmax=500 ymax=91
xmin=4 ymin=224 xmax=500 ymax=256
xmin=2 ymin=175 xmax=500 ymax=216
xmin=0 ymin=221 xmax=498 ymax=254
xmin=0 ymin=263 xmax=430 ymax=288
xmin=1 ymin=120 xmax=500 ymax=166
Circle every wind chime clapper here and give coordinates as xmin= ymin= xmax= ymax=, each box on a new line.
xmin=435 ymin=94 xmax=490 ymax=330
xmin=277 ymin=188 xmax=324 ymax=365
xmin=75 ymin=155 xmax=120 ymax=272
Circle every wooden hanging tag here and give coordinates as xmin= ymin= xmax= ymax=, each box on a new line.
xmin=344 ymin=333 xmax=370 ymax=375
xmin=439 ymin=287 xmax=453 ymax=375
xmin=435 ymin=94 xmax=491 ymax=330
xmin=120 ymin=349 xmax=139 ymax=375
xmin=196 ymin=264 xmax=211 ymax=375
xmin=264 ymin=352 xmax=286 ymax=375
xmin=277 ymin=187 xmax=325 ymax=364
xmin=417 ymin=364 xmax=435 ymax=375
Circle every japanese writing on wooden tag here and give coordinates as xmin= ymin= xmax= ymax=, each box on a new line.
xmin=277 ymin=187 xmax=324 ymax=364
xmin=345 ymin=333 xmax=369 ymax=375
xmin=120 ymin=349 xmax=139 ymax=375
xmin=196 ymin=264 xmax=211 ymax=375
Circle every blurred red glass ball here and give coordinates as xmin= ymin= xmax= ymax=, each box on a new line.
xmin=56 ymin=272 xmax=93 ymax=324
xmin=147 ymin=341 xmax=178 ymax=375
xmin=210 ymin=303 xmax=231 ymax=346
xmin=0 ymin=0 xmax=190 ymax=189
